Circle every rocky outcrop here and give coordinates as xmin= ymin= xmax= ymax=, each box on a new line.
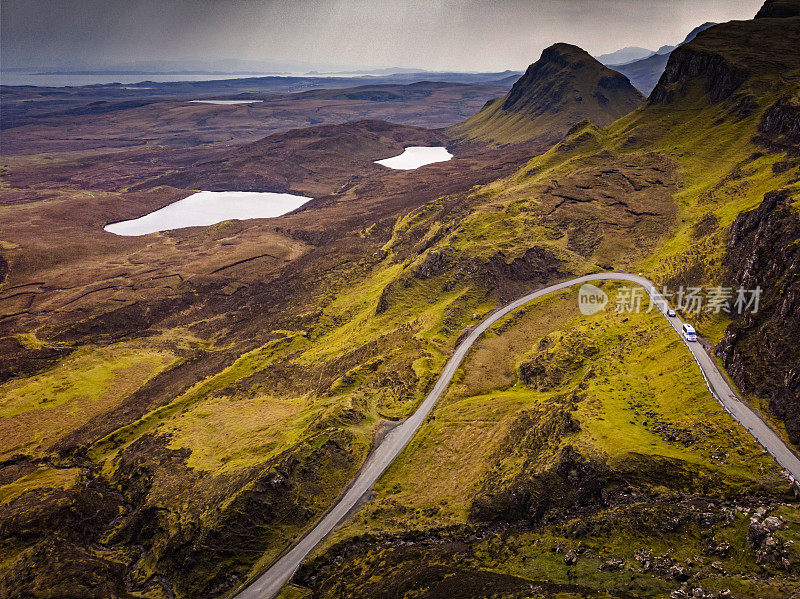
xmin=413 ymin=249 xmax=453 ymax=280
xmin=476 ymin=246 xmax=566 ymax=301
xmin=612 ymin=22 xmax=718 ymax=95
xmin=649 ymin=4 xmax=799 ymax=108
xmin=0 ymin=474 xmax=128 ymax=598
xmin=716 ymin=189 xmax=800 ymax=445
xmin=375 ymin=282 xmax=392 ymax=315
xmin=649 ymin=46 xmax=748 ymax=105
xmin=747 ymin=510 xmax=795 ymax=568
xmin=758 ymin=96 xmax=800 ymax=154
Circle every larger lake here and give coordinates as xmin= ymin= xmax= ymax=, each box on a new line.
xmin=104 ymin=191 xmax=312 ymax=236
xmin=375 ymin=146 xmax=453 ymax=170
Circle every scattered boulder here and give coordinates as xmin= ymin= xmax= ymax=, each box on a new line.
xmin=748 ymin=517 xmax=770 ymax=548
xmin=763 ymin=515 xmax=784 ymax=531
xmin=705 ymin=540 xmax=731 ymax=557
xmin=669 ymin=564 xmax=692 ymax=582
xmin=601 ymin=558 xmax=625 ymax=571
xmin=748 ymin=513 xmax=795 ymax=567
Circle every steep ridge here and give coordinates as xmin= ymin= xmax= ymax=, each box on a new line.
xmin=649 ymin=16 xmax=800 ymax=106
xmin=657 ymin=21 xmax=719 ymax=56
xmin=756 ymin=0 xmax=800 ymax=18
xmin=449 ymin=43 xmax=644 ymax=145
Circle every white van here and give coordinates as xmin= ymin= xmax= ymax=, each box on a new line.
xmin=682 ymin=323 xmax=697 ymax=342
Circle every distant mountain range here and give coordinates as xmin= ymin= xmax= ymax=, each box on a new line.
xmin=594 ymin=46 xmax=655 ymax=66
xmin=596 ymin=22 xmax=717 ymax=94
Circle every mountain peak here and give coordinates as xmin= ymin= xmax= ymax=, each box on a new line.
xmin=540 ymin=42 xmax=593 ymax=61
xmin=450 ymin=43 xmax=644 ymax=145
xmin=501 ymin=43 xmax=642 ymax=114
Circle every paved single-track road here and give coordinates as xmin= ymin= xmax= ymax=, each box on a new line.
xmin=235 ymin=272 xmax=800 ymax=599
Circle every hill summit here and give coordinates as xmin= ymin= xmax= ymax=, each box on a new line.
xmin=755 ymin=0 xmax=800 ymax=18
xmin=450 ymin=43 xmax=644 ymax=145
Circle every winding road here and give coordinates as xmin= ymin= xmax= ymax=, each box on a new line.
xmin=235 ymin=272 xmax=800 ymax=599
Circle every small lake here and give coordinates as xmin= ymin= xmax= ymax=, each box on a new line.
xmin=375 ymin=146 xmax=453 ymax=170
xmin=189 ymin=100 xmax=264 ymax=105
xmin=104 ymin=191 xmax=312 ymax=236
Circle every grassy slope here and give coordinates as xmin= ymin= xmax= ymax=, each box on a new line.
xmin=0 ymin=338 xmax=178 ymax=461
xmin=335 ymin=284 xmax=782 ymax=534
xmin=301 ymin=285 xmax=797 ymax=598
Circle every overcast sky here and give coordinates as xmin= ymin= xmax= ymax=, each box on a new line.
xmin=2 ymin=0 xmax=764 ymax=71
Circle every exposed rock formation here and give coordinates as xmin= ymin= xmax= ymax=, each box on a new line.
xmin=717 ymin=190 xmax=800 ymax=445
xmin=649 ymin=46 xmax=748 ymax=104
xmin=758 ymin=96 xmax=800 ymax=154
xmin=650 ymin=9 xmax=800 ymax=106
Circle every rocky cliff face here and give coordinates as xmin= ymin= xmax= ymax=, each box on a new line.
xmin=758 ymin=96 xmax=800 ymax=155
xmin=648 ymin=45 xmax=747 ymax=104
xmin=717 ymin=190 xmax=800 ymax=445
xmin=611 ymin=22 xmax=718 ymax=95
xmin=649 ymin=7 xmax=799 ymax=107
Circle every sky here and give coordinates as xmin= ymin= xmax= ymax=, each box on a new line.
xmin=2 ymin=0 xmax=765 ymax=72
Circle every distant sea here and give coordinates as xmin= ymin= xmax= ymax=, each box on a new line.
xmin=0 ymin=70 xmax=422 ymax=88
xmin=0 ymin=71 xmax=289 ymax=88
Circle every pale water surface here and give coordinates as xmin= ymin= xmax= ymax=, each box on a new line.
xmin=375 ymin=146 xmax=453 ymax=170
xmin=189 ymin=100 xmax=264 ymax=105
xmin=104 ymin=191 xmax=311 ymax=236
